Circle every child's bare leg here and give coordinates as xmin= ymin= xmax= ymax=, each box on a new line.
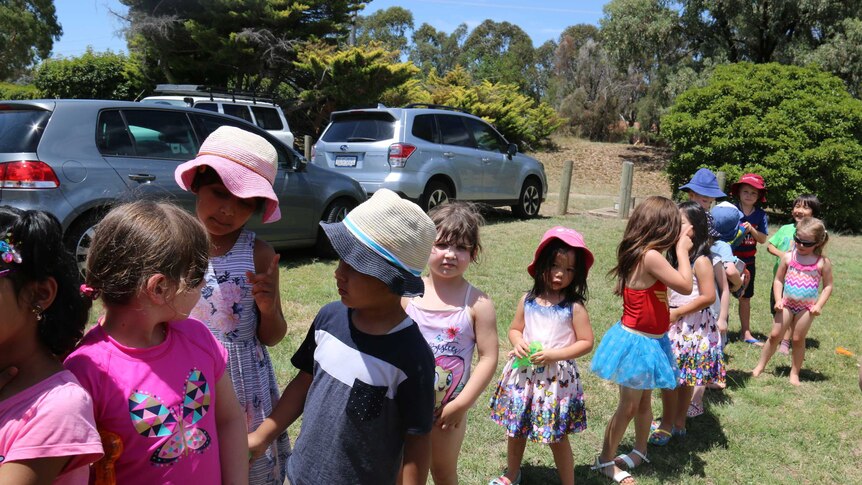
xmin=504 ymin=436 xmax=527 ymax=482
xmin=630 ymin=389 xmax=652 ymax=460
xmin=789 ymin=312 xmax=815 ymax=386
xmin=690 ymin=385 xmax=705 ymax=409
xmin=739 ymin=297 xmax=755 ymax=341
xmin=429 ymin=421 xmax=467 ymax=485
xmin=599 ymin=386 xmax=644 ymax=479
xmin=549 ymin=436 xmax=574 ymax=485
xmin=673 ymin=385 xmax=694 ymax=431
xmin=753 ymin=311 xmax=792 ymax=376
xmin=656 ymin=388 xmax=676 ymax=434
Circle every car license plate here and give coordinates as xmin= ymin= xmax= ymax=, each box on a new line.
xmin=334 ymin=156 xmax=357 ymax=167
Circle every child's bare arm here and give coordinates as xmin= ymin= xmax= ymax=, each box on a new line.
xmin=766 ymin=242 xmax=784 ymax=259
xmin=215 ymin=373 xmax=249 ymax=485
xmin=725 ymin=262 xmax=741 ymax=291
xmin=0 ymin=457 xmax=70 ymax=484
xmin=644 ymin=247 xmax=693 ymax=295
xmin=773 ymin=255 xmax=790 ymax=311
xmin=248 ymin=371 xmax=312 ymax=460
xmin=438 ymin=293 xmax=498 ymax=430
xmin=811 ymin=258 xmax=833 ymax=316
xmin=399 ymin=433 xmax=431 ymax=485
xmin=669 ymin=257 xmax=716 ymax=321
xmin=508 ymin=295 xmax=530 ymax=357
xmin=713 ymin=262 xmax=730 ymax=332
xmin=532 ymin=303 xmax=593 ymax=364
xmin=250 ymin=240 xmax=287 ymax=346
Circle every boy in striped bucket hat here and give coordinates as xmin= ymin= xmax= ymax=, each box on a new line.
xmin=249 ymin=189 xmax=437 ymax=485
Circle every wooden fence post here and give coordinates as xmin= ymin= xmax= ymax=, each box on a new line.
xmin=557 ymin=160 xmax=574 ymax=215
xmin=716 ymin=171 xmax=726 ymax=193
xmin=304 ymin=135 xmax=312 ymax=160
xmin=619 ymin=161 xmax=634 ymax=218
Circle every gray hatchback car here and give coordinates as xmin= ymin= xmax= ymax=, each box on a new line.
xmin=0 ymin=99 xmax=366 ymax=269
xmin=312 ymin=105 xmax=547 ymax=216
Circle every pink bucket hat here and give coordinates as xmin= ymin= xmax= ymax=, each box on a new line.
xmin=175 ymin=126 xmax=281 ymax=223
xmin=528 ymin=226 xmax=594 ymax=277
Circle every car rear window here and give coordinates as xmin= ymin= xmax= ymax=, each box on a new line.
xmin=251 ymin=106 xmax=284 ymax=131
xmin=223 ymin=104 xmax=253 ymax=122
xmin=322 ymin=112 xmax=395 ymax=142
xmin=0 ymin=107 xmax=51 ymax=152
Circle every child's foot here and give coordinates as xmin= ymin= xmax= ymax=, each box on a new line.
xmin=789 ymin=374 xmax=801 ymax=386
xmin=778 ymin=339 xmax=791 ymax=355
xmin=686 ymin=401 xmax=704 ymax=418
xmin=592 ymin=457 xmax=635 ymax=484
xmin=752 ymin=365 xmax=764 ymax=377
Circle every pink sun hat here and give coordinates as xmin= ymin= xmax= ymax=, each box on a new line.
xmin=528 ymin=226 xmax=594 ymax=277
xmin=175 ymin=126 xmax=281 ymax=223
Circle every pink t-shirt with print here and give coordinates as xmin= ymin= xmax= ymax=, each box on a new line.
xmin=0 ymin=370 xmax=103 ymax=484
xmin=64 ymin=319 xmax=227 ymax=485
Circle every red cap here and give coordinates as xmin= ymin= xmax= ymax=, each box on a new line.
xmin=528 ymin=226 xmax=594 ymax=277
xmin=730 ymin=173 xmax=767 ymax=203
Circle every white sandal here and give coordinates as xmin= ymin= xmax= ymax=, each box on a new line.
xmin=614 ymin=448 xmax=649 ymax=469
xmin=592 ymin=456 xmax=634 ymax=484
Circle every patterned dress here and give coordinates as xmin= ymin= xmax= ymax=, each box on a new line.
xmin=489 ymin=298 xmax=586 ymax=443
xmin=667 ymin=265 xmax=725 ymax=386
xmin=782 ymin=250 xmax=822 ymax=314
xmin=190 ymin=229 xmax=289 ymax=484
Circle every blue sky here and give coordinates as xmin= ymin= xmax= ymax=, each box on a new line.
xmin=52 ymin=0 xmax=607 ymax=58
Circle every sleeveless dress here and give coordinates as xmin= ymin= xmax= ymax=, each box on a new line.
xmin=190 ymin=229 xmax=289 ymax=484
xmin=591 ymin=281 xmax=679 ymax=390
xmin=667 ymin=268 xmax=725 ymax=386
xmin=406 ymin=285 xmax=476 ymax=411
xmin=489 ymin=298 xmax=587 ymax=443
xmin=782 ymin=250 xmax=822 ymax=314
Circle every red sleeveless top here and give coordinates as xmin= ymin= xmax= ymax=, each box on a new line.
xmin=621 ymin=281 xmax=670 ymax=335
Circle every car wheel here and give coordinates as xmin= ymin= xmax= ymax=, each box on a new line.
xmin=316 ymin=198 xmax=357 ymax=258
xmin=421 ymin=181 xmax=452 ymax=212
xmin=512 ymin=178 xmax=542 ymax=218
xmin=63 ymin=211 xmax=104 ymax=276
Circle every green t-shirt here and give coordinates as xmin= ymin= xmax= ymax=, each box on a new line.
xmin=768 ymin=223 xmax=796 ymax=275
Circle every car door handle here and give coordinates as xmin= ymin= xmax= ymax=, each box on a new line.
xmin=128 ymin=174 xmax=156 ymax=183
xmin=442 ymin=152 xmax=455 ymax=159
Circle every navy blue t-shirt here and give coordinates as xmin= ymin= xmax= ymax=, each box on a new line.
xmin=287 ymin=301 xmax=435 ymax=485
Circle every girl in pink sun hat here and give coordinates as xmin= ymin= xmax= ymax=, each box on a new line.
xmin=175 ymin=126 xmax=289 ymax=484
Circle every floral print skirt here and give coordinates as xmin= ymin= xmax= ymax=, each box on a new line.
xmin=489 ymin=358 xmax=586 ymax=443
xmin=667 ymin=309 xmax=725 ymax=386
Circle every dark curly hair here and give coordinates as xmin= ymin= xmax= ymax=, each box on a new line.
xmin=0 ymin=206 xmax=91 ymax=358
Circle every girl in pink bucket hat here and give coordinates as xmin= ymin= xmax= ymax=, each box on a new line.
xmin=175 ymin=126 xmax=289 ymax=484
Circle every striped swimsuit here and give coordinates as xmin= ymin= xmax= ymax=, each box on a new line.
xmin=781 ymin=250 xmax=822 ymax=315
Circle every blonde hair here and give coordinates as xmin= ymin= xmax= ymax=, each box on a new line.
xmin=609 ymin=196 xmax=681 ymax=295
xmin=796 ymin=217 xmax=829 ymax=256
xmin=85 ymin=201 xmax=210 ymax=305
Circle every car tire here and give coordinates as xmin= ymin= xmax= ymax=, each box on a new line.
xmin=316 ymin=198 xmax=357 ymax=258
xmin=421 ymin=181 xmax=452 ymax=213
xmin=63 ymin=210 xmax=105 ymax=276
xmin=512 ymin=178 xmax=542 ymax=218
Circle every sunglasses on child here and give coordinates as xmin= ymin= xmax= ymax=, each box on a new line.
xmin=793 ymin=236 xmax=818 ymax=248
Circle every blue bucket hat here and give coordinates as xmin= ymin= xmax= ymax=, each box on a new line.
xmin=679 ymin=168 xmax=726 ymax=198
xmin=710 ymin=201 xmax=744 ymax=244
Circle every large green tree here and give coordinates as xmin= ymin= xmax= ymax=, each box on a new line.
xmin=120 ymin=0 xmax=362 ymax=90
xmin=663 ymin=62 xmax=862 ymax=230
xmin=409 ymin=23 xmax=467 ymax=75
xmin=460 ymin=20 xmax=535 ymax=96
xmin=355 ymin=6 xmax=413 ymax=54
xmin=0 ymin=0 xmax=62 ymax=80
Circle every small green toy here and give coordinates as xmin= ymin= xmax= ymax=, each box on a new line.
xmin=512 ymin=342 xmax=543 ymax=369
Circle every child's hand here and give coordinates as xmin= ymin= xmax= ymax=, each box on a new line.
xmin=512 ymin=339 xmax=532 ymax=358
xmin=529 ymin=349 xmax=556 ymax=366
xmin=247 ymin=254 xmax=281 ymax=316
xmin=741 ymin=221 xmax=753 ymax=234
xmin=437 ymin=400 xmax=468 ymax=431
xmin=717 ymin=318 xmax=728 ymax=333
xmin=669 ymin=309 xmax=680 ymax=322
xmin=774 ymin=300 xmax=784 ymax=312
xmin=676 ymin=232 xmax=693 ymax=255
xmin=810 ymin=304 xmax=822 ymax=316
xmin=247 ymin=430 xmax=269 ymax=462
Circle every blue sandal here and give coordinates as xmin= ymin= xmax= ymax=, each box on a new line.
xmin=648 ymin=428 xmax=672 ymax=446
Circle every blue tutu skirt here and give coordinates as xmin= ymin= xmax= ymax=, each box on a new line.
xmin=590 ymin=322 xmax=679 ymax=390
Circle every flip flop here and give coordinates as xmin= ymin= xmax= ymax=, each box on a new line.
xmin=648 ymin=428 xmax=672 ymax=446
xmin=744 ymin=338 xmax=764 ymax=347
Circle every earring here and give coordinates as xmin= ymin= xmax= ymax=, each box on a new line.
xmin=32 ymin=304 xmax=44 ymax=321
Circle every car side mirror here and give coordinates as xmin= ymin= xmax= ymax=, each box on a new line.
xmin=507 ymin=143 xmax=518 ymax=159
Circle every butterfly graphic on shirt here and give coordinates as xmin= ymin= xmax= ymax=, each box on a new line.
xmin=128 ymin=369 xmax=212 ymax=465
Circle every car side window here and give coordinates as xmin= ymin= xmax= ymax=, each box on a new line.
xmin=96 ymin=110 xmax=134 ymax=156
xmin=437 ymin=114 xmax=475 ymax=148
xmin=411 ymin=114 xmax=439 ymax=143
xmin=192 ymin=114 xmax=291 ymax=169
xmin=120 ymin=110 xmax=198 ymax=160
xmin=465 ymin=118 xmax=505 ymax=152
xmin=251 ymin=106 xmax=284 ymax=131
xmin=223 ymin=104 xmax=254 ymax=123
xmin=195 ymin=103 xmax=218 ymax=112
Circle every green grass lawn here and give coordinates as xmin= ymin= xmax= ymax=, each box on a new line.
xmin=272 ymin=211 xmax=862 ymax=484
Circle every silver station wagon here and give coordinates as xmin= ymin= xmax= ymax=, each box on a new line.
xmin=0 ymin=99 xmax=366 ymax=269
xmin=312 ymin=104 xmax=547 ymax=217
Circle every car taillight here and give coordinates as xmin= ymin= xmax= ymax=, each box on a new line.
xmin=311 ymin=144 xmax=316 ymax=160
xmin=0 ymin=161 xmax=60 ymax=188
xmin=388 ymin=143 xmax=416 ymax=168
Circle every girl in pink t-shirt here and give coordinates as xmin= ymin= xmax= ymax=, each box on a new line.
xmin=63 ymin=201 xmax=249 ymax=484
xmin=0 ymin=206 xmax=103 ymax=484
xmin=401 ymin=202 xmax=498 ymax=485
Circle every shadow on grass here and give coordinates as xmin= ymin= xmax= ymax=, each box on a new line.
xmin=724 ymin=368 xmax=751 ymax=392
xmin=637 ymin=411 xmax=728 ymax=483
xmin=773 ymin=366 xmax=828 ymax=382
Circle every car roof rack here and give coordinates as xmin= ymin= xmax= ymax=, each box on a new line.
xmin=403 ymin=103 xmax=469 ymax=114
xmin=152 ymin=84 xmax=277 ymax=105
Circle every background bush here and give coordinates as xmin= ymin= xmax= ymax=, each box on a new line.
xmin=34 ymin=49 xmax=146 ymax=100
xmin=0 ymin=83 xmax=39 ymax=100
xmin=662 ymin=62 xmax=862 ymax=231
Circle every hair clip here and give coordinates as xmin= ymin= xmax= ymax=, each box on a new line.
xmin=0 ymin=233 xmax=22 ymax=265
xmin=80 ymin=284 xmax=101 ymax=300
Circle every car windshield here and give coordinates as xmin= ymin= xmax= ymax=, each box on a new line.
xmin=0 ymin=108 xmax=51 ymax=152
xmin=322 ymin=112 xmax=395 ymax=142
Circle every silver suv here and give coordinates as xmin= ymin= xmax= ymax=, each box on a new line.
xmin=312 ymin=104 xmax=547 ymax=217
xmin=0 ymin=99 xmax=365 ymax=269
